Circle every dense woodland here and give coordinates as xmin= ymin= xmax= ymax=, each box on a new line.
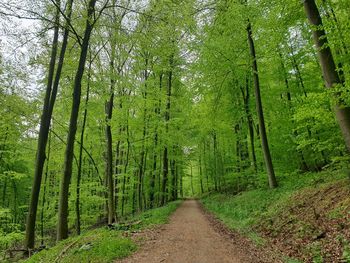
xmin=0 ymin=0 xmax=350 ymax=259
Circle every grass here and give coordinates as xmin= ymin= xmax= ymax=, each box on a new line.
xmin=25 ymin=229 xmax=136 ymax=263
xmin=201 ymin=168 xmax=350 ymax=261
xmin=24 ymin=200 xmax=182 ymax=263
xmin=201 ymin=169 xmax=347 ymax=235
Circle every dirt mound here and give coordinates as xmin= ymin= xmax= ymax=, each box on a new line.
xmin=257 ymin=179 xmax=350 ymax=262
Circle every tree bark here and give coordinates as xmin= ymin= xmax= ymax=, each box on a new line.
xmin=40 ymin=130 xmax=51 ymax=246
xmin=199 ymin=155 xmax=204 ymax=194
xmin=242 ymin=77 xmax=257 ymax=172
xmin=246 ymin=20 xmax=277 ymax=188
xmin=170 ymin=157 xmax=176 ymax=200
xmin=75 ymin=56 xmax=91 ymax=235
xmin=150 ymin=73 xmax=163 ymax=208
xmin=57 ymin=0 xmax=97 ymax=241
xmin=161 ymin=64 xmax=173 ymax=206
xmin=138 ymin=58 xmax=149 ymax=212
xmin=121 ymin=115 xmax=130 ymax=217
xmin=25 ymin=0 xmax=61 ymax=249
xmin=105 ymin=53 xmax=116 ymax=225
xmin=303 ymin=0 xmax=350 ymax=152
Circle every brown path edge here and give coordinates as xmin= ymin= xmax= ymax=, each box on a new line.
xmin=116 ymin=200 xmax=283 ymax=263
xmin=198 ymin=201 xmax=283 ymax=263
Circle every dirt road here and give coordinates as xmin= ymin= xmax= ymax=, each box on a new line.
xmin=118 ymin=200 xmax=252 ymax=263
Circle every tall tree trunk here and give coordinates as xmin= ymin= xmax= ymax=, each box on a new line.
xmin=246 ymin=20 xmax=277 ymax=188
xmin=121 ymin=116 xmax=130 ymax=217
xmin=203 ymin=142 xmax=210 ymax=192
xmin=190 ymin=163 xmax=194 ymax=196
xmin=114 ymin=133 xmax=122 ymax=217
xmin=170 ymin=158 xmax=176 ymax=201
xmin=40 ymin=130 xmax=51 ymax=246
xmin=161 ymin=65 xmax=172 ymax=205
xmin=0 ymin=127 xmax=9 ymax=164
xmin=114 ymin=98 xmax=125 ymax=218
xmin=105 ymin=63 xmax=116 ymax=225
xmin=199 ymin=155 xmax=204 ymax=195
xmin=279 ymin=51 xmax=309 ymax=171
xmin=213 ymin=132 xmax=218 ymax=191
xmin=150 ymin=73 xmax=162 ymax=208
xmin=289 ymin=44 xmax=308 ymax=98
xmin=57 ymin=0 xmax=97 ymax=241
xmin=235 ymin=123 xmax=241 ymax=172
xmin=138 ymin=58 xmax=149 ymax=212
xmin=150 ymin=132 xmax=158 ymax=208
xmin=304 ymin=0 xmax=350 ymax=152
xmin=75 ymin=56 xmax=91 ymax=235
xmin=241 ymin=76 xmax=257 ymax=172
xmin=25 ymin=1 xmax=61 ymax=249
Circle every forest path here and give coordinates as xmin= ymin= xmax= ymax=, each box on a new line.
xmin=117 ymin=200 xmax=249 ymax=263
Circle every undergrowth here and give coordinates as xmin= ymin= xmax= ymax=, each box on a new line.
xmin=201 ymin=169 xmax=349 ymax=261
xmin=23 ymin=200 xmax=181 ymax=263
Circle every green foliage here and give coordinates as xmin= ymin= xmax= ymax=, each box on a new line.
xmin=24 ymin=200 xmax=180 ymax=263
xmin=25 ymin=229 xmax=136 ymax=263
xmin=1 ymin=0 xmax=350 ymax=260
xmin=201 ymin=169 xmax=347 ymax=234
xmin=0 ymin=231 xmax=23 ymax=256
xmin=133 ymin=200 xmax=182 ymax=228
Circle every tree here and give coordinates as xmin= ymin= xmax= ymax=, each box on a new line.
xmin=57 ymin=0 xmax=97 ymax=241
xmin=303 ymin=0 xmax=350 ymax=153
xmin=25 ymin=0 xmax=74 ymax=249
xmin=246 ymin=19 xmax=277 ymax=188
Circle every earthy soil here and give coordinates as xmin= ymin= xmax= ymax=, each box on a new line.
xmin=256 ymin=179 xmax=350 ymax=262
xmin=117 ymin=200 xmax=279 ymax=263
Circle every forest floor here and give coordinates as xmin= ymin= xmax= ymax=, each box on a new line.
xmin=202 ymin=169 xmax=350 ymax=262
xmin=22 ymin=201 xmax=181 ymax=263
xmin=117 ymin=199 xmax=279 ymax=263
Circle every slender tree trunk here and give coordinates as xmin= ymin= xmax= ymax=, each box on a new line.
xmin=132 ymin=171 xmax=137 ymax=215
xmin=213 ymin=133 xmax=218 ymax=191
xmin=0 ymin=127 xmax=8 ymax=164
xmin=75 ymin=56 xmax=91 ymax=235
xmin=57 ymin=0 xmax=97 ymax=241
xmin=138 ymin=59 xmax=149 ymax=212
xmin=242 ymin=77 xmax=257 ymax=172
xmin=2 ymin=178 xmax=7 ymax=206
xmin=279 ymin=51 xmax=309 ymax=171
xmin=114 ymin=138 xmax=121 ymax=215
xmin=25 ymin=1 xmax=61 ymax=249
xmin=289 ymin=45 xmax=308 ymax=97
xmin=304 ymin=0 xmax=350 ymax=152
xmin=26 ymin=0 xmax=73 ymax=248
xmin=246 ymin=20 xmax=277 ymax=188
xmin=235 ymin=123 xmax=241 ymax=172
xmin=203 ymin=142 xmax=210 ymax=192
xmin=121 ymin=117 xmax=130 ymax=217
xmin=150 ymin=73 xmax=162 ymax=208
xmin=161 ymin=65 xmax=173 ymax=205
xmin=175 ymin=162 xmax=179 ymax=200
xmin=180 ymin=166 xmax=183 ymax=198
xmin=114 ymin=99 xmax=125 ymax=218
xmin=150 ymin=132 xmax=158 ymax=208
xmin=199 ymin=155 xmax=204 ymax=194
xmin=40 ymin=130 xmax=51 ymax=246
xmin=170 ymin=158 xmax=176 ymax=201
xmin=190 ymin=164 xmax=194 ymax=196
xmin=105 ymin=71 xmax=116 ymax=225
